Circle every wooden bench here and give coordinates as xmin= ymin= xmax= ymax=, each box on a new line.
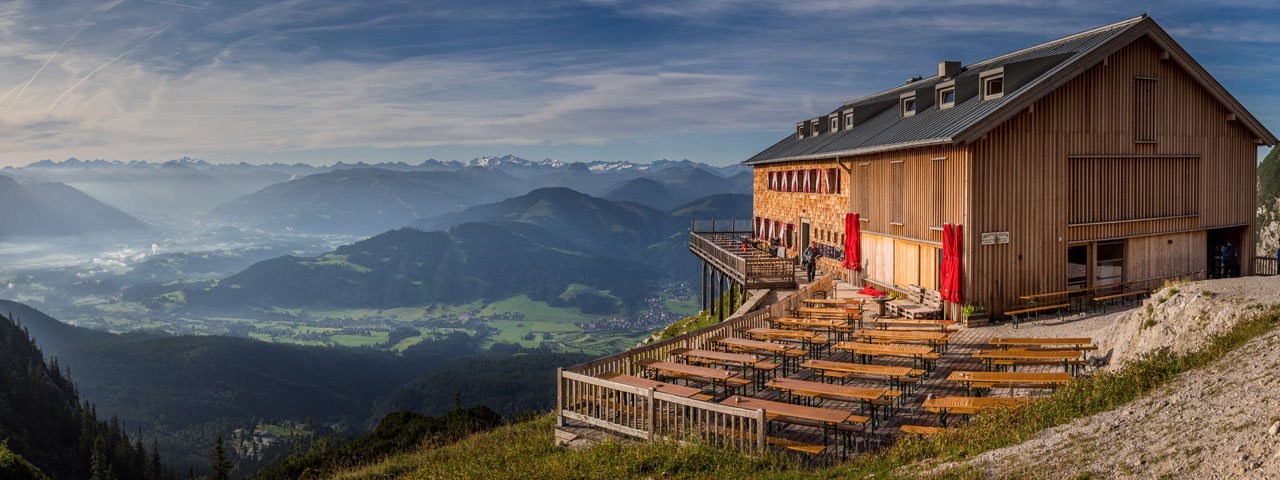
xmin=990 ymin=358 xmax=1086 ymax=371
xmin=1005 ymin=303 xmax=1070 ymax=327
xmin=900 ymin=425 xmax=953 ymax=435
xmin=901 ymin=286 xmax=943 ymax=319
xmin=863 ymin=317 xmax=957 ymax=332
xmin=1092 ymin=289 xmax=1150 ymax=311
xmin=774 ymin=416 xmax=869 ymax=454
xmin=710 ymin=428 xmax=827 ymax=456
xmin=768 ymin=436 xmax=827 ymax=455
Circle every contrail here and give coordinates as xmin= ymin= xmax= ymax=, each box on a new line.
xmin=8 ymin=25 xmax=88 ymax=112
xmin=141 ymin=0 xmax=206 ymax=9
xmin=47 ymin=25 xmax=169 ymax=113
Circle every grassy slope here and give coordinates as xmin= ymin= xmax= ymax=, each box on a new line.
xmin=0 ymin=443 xmax=47 ymax=480
xmin=330 ymin=305 xmax=1280 ymax=480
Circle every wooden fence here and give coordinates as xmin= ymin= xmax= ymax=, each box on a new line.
xmin=555 ymin=273 xmax=836 ymax=447
xmin=1255 ymin=256 xmax=1278 ymax=276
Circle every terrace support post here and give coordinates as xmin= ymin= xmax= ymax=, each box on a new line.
xmin=732 ymin=280 xmax=742 ymax=313
xmin=718 ymin=273 xmax=727 ymax=321
xmin=711 ymin=270 xmax=718 ymax=319
xmin=701 ymin=261 xmax=709 ymax=313
xmin=555 ymin=367 xmax=565 ymax=427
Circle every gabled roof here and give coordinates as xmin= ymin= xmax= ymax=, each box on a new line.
xmin=744 ymin=15 xmax=1277 ymax=166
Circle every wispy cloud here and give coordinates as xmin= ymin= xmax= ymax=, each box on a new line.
xmin=0 ymin=0 xmax=1271 ymax=166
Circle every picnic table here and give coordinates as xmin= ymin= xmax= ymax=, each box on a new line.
xmin=795 ymin=307 xmax=862 ymax=329
xmin=640 ymin=360 xmax=742 ymax=399
xmin=714 ymin=336 xmax=803 ymax=375
xmin=673 ymin=348 xmax=777 ymax=387
xmin=803 ymin=298 xmax=867 ymax=307
xmin=742 ymin=327 xmax=829 ymax=356
xmin=834 ymin=342 xmax=938 ymax=373
xmin=771 ymin=317 xmax=849 ymax=340
xmin=922 ymin=396 xmax=1032 ymax=426
xmin=719 ymin=395 xmax=863 ymax=447
xmin=800 ymin=359 xmax=918 ymax=393
xmin=599 ymin=372 xmax=708 ymax=399
xmin=765 ymin=377 xmax=888 ymax=431
xmin=989 ymin=337 xmax=1093 ymax=348
xmin=853 ymin=329 xmax=950 ymax=352
xmin=972 ymin=349 xmax=1085 ymax=374
xmin=944 ymin=371 xmax=1072 ymax=396
xmin=861 ymin=317 xmax=956 ymax=332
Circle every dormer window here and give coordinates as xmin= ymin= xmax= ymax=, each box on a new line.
xmin=830 ymin=117 xmax=839 ymax=132
xmin=982 ymin=71 xmax=1005 ymax=100
xmin=938 ymin=87 xmax=956 ymax=109
xmin=796 ymin=123 xmax=807 ymax=139
xmin=843 ymin=112 xmax=853 ymax=129
xmin=901 ymin=95 xmax=917 ymax=117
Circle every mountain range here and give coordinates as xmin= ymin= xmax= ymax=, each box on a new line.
xmin=188 ymin=221 xmax=660 ymax=310
xmin=206 ymin=167 xmax=528 ymax=234
xmin=128 ymin=188 xmax=749 ymax=313
xmin=0 ymin=175 xmax=146 ymax=239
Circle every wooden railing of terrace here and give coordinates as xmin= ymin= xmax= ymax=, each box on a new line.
xmin=688 ymin=220 xmax=795 ymax=289
xmin=1255 ymin=256 xmax=1278 ymax=276
xmin=555 ymin=273 xmax=836 ymax=450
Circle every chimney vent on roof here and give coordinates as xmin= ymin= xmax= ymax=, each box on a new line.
xmin=938 ymin=61 xmax=961 ymax=79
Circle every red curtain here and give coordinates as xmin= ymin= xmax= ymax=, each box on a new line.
xmin=940 ymin=224 xmax=963 ymax=303
xmin=843 ymin=213 xmax=861 ymax=270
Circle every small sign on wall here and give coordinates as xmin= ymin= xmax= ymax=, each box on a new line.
xmin=980 ymin=231 xmax=1010 ymax=245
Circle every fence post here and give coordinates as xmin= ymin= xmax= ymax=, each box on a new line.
xmin=555 ymin=367 xmax=565 ymax=427
xmin=646 ymin=387 xmax=657 ymax=441
xmin=755 ymin=408 xmax=767 ymax=452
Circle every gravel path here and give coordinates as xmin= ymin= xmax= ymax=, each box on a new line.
xmin=926 ymin=276 xmax=1280 ymax=479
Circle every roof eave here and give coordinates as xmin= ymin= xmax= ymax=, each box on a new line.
xmin=744 ymin=137 xmax=956 ymax=166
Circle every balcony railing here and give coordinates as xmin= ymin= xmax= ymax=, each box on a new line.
xmin=688 ymin=220 xmax=795 ymax=290
xmin=1256 ymin=256 xmax=1278 ymax=276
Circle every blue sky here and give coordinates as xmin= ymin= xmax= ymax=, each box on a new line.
xmin=0 ymin=0 xmax=1275 ymax=167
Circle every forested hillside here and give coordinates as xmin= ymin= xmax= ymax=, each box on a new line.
xmin=0 ymin=311 xmax=175 ymax=480
xmin=1257 ymin=146 xmax=1279 ymax=255
xmin=187 ymin=222 xmax=659 ymax=310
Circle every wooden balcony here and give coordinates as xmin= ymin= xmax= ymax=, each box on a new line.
xmin=688 ymin=220 xmax=796 ymax=290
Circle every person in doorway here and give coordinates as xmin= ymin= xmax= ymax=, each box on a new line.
xmin=802 ymin=242 xmax=822 ymax=282
xmin=1223 ymin=241 xmax=1239 ymax=277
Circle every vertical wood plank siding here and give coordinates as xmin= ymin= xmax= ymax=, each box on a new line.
xmin=968 ymin=37 xmax=1258 ymax=315
xmin=1068 ymin=156 xmax=1199 ymax=224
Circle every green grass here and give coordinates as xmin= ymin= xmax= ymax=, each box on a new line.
xmin=333 ymin=306 xmax=1280 ymax=480
xmin=301 ymin=253 xmax=374 ymax=273
xmin=655 ymin=292 xmax=742 ymax=341
xmin=0 ymin=442 xmax=46 ymax=480
xmin=663 ymin=297 xmax=700 ymax=317
xmin=330 ymin=332 xmax=391 ymax=347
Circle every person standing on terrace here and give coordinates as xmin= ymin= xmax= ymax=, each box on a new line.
xmin=803 ymin=242 xmax=821 ymax=283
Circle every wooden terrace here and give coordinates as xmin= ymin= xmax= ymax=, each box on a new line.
xmin=555 ymin=273 xmax=1091 ymax=458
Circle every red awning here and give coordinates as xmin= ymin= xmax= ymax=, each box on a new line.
xmin=843 ymin=213 xmax=861 ymax=270
xmin=940 ymin=224 xmax=963 ymax=303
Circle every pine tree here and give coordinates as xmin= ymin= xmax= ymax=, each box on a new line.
xmin=149 ymin=439 xmax=163 ymax=480
xmin=209 ymin=435 xmax=231 ymax=480
xmin=90 ymin=435 xmax=117 ymax=480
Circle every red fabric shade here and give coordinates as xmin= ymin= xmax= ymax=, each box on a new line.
xmin=843 ymin=213 xmax=861 ymax=270
xmin=940 ymin=224 xmax=963 ymax=303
